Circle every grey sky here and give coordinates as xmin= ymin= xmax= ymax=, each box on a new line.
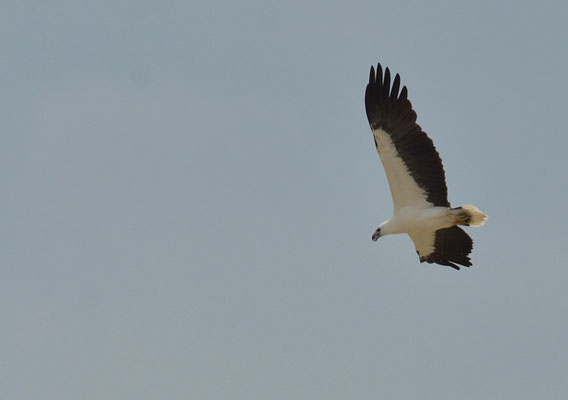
xmin=2 ymin=0 xmax=568 ymax=399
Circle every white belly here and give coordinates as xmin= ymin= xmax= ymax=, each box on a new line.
xmin=385 ymin=206 xmax=453 ymax=235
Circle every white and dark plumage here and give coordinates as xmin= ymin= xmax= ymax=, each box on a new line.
xmin=365 ymin=63 xmax=487 ymax=270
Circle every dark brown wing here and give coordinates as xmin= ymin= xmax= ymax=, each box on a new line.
xmin=419 ymin=226 xmax=473 ymax=270
xmin=365 ymin=63 xmax=450 ymax=207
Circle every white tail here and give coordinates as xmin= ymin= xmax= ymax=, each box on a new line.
xmin=459 ymin=205 xmax=488 ymax=227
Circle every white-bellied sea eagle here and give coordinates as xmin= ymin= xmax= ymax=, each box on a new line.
xmin=365 ymin=63 xmax=488 ymax=270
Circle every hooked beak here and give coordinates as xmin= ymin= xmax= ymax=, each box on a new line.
xmin=372 ymin=229 xmax=381 ymax=242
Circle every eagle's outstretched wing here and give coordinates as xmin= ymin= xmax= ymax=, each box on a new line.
xmin=365 ymin=63 xmax=450 ymax=210
xmin=409 ymin=226 xmax=473 ymax=270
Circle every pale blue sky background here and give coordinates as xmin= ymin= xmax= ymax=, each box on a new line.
xmin=2 ymin=0 xmax=568 ymax=399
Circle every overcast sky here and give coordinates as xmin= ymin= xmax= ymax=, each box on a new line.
xmin=2 ymin=1 xmax=568 ymax=399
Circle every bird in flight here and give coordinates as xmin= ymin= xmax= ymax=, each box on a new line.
xmin=364 ymin=63 xmax=487 ymax=270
